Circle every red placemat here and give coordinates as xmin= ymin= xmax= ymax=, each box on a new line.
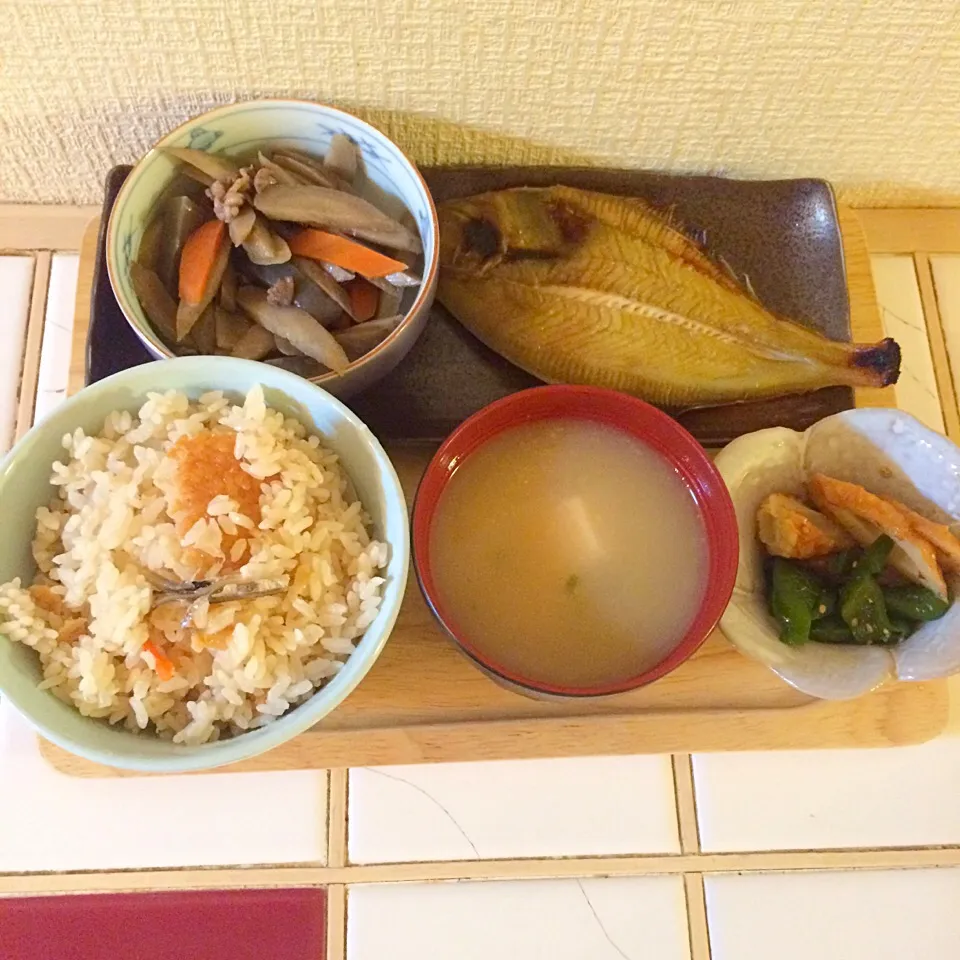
xmin=0 ymin=888 xmax=325 ymax=960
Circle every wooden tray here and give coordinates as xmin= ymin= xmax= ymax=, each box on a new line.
xmin=43 ymin=199 xmax=948 ymax=777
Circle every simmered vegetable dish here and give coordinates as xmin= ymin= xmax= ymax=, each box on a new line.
xmin=758 ymin=475 xmax=957 ymax=646
xmin=130 ymin=137 xmax=423 ymax=376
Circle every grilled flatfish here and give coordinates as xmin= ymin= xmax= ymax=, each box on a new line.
xmin=436 ymin=186 xmax=899 ymax=408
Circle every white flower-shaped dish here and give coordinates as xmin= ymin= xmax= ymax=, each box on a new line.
xmin=715 ymin=407 xmax=960 ymax=700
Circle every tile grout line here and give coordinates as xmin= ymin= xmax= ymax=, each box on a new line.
xmin=914 ymin=252 xmax=960 ymax=442
xmin=325 ymin=770 xmax=349 ymax=960
xmin=14 ymin=252 xmax=51 ymax=442
xmin=671 ymin=754 xmax=701 ymax=854
xmin=325 ymin=885 xmax=346 ymax=960
xmin=672 ymin=755 xmax=712 ymax=960
xmin=6 ymin=846 xmax=960 ymax=896
xmin=683 ymin=874 xmax=712 ymax=960
xmin=327 ymin=769 xmax=349 ymax=868
xmin=926 ymin=253 xmax=960 ymax=429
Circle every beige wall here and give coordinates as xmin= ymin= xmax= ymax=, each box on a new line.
xmin=2 ymin=0 xmax=959 ymax=204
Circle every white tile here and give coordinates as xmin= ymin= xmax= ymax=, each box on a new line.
xmin=931 ymin=254 xmax=960 ymax=407
xmin=348 ymin=755 xmax=679 ymax=863
xmin=693 ymin=738 xmax=960 ymax=852
xmin=34 ymin=253 xmax=79 ymax=424
xmin=0 ymin=703 xmax=328 ymax=871
xmin=348 ymin=876 xmax=690 ymax=960
xmin=870 ymin=254 xmax=944 ymax=433
xmin=706 ymin=868 xmax=960 ymax=960
xmin=0 ymin=255 xmax=35 ymax=453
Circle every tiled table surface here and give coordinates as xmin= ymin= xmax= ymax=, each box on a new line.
xmin=2 ymin=208 xmax=960 ymax=959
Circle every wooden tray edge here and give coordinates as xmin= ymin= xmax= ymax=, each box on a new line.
xmin=39 ymin=679 xmax=949 ymax=776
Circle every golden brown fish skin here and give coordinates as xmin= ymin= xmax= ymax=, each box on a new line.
xmin=438 ymin=275 xmax=886 ymax=407
xmin=437 ymin=187 xmax=901 ymax=408
xmin=547 ymin=185 xmax=742 ymax=291
xmin=439 ymin=186 xmax=733 ymax=287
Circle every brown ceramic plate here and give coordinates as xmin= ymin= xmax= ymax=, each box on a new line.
xmin=89 ymin=165 xmax=851 ymax=445
xmin=352 ymin=166 xmax=852 ymax=444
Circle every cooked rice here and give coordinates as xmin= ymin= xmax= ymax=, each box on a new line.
xmin=0 ymin=386 xmax=388 ymax=744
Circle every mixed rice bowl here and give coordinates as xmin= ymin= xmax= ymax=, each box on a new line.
xmin=0 ymin=384 xmax=389 ymax=745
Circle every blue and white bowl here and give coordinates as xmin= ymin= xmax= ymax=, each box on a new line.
xmin=107 ymin=100 xmax=439 ymax=397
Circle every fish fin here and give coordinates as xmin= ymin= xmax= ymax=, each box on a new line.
xmin=548 ymin=186 xmax=744 ymax=293
xmin=716 ymin=255 xmax=761 ymax=303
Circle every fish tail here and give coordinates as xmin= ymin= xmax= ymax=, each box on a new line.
xmin=849 ymin=337 xmax=901 ymax=387
xmin=790 ymin=333 xmax=900 ymax=388
xmin=752 ymin=312 xmax=901 ymax=385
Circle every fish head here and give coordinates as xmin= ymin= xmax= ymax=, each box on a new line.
xmin=438 ymin=188 xmax=588 ymax=276
xmin=437 ymin=195 xmax=503 ymax=275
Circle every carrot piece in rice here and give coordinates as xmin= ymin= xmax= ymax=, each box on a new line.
xmin=144 ymin=639 xmax=175 ymax=681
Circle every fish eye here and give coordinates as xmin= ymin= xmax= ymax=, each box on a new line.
xmin=463 ymin=218 xmax=501 ymax=259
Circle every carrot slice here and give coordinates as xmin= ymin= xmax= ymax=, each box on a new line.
xmin=178 ymin=219 xmax=227 ymax=305
xmin=288 ymin=228 xmax=406 ymax=278
xmin=345 ymin=278 xmax=380 ymax=322
xmin=143 ymin=639 xmax=175 ymax=681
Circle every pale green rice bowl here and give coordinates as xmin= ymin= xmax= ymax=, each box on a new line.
xmin=0 ymin=358 xmax=408 ymax=772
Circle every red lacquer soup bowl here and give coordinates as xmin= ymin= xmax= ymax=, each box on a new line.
xmin=412 ymin=385 xmax=738 ymax=699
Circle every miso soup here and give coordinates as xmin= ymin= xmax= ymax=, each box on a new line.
xmin=428 ymin=419 xmax=709 ymax=689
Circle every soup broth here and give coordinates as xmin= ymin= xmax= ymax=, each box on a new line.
xmin=428 ymin=418 xmax=709 ymax=689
